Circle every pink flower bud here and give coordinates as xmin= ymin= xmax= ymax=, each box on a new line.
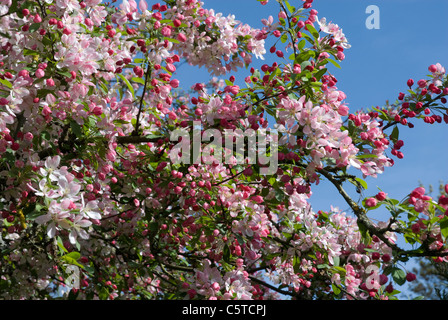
xmin=133 ymin=66 xmax=144 ymax=77
xmin=411 ymin=223 xmax=421 ymax=233
xmin=33 ymin=14 xmax=42 ymax=23
xmin=18 ymin=70 xmax=29 ymax=78
xmin=24 ymin=132 xmax=33 ymax=141
xmin=337 ymin=105 xmax=349 ymax=116
xmin=35 ymin=68 xmax=45 ymax=79
xmin=168 ymin=111 xmax=177 ymax=120
xmin=169 ymin=79 xmax=179 ymax=88
xmin=428 ymin=64 xmax=438 ymax=73
xmin=85 ymin=18 xmax=93 ymax=27
xmin=11 ymin=142 xmax=20 ymax=151
xmin=278 ymin=11 xmax=287 ymax=19
xmin=92 ymin=106 xmax=103 ymax=116
xmin=46 ymin=78 xmax=55 ymax=87
xmin=379 ymin=274 xmax=388 ymax=286
xmin=42 ymin=105 xmax=51 ymax=116
xmin=251 ymin=195 xmax=264 ymax=204
xmin=177 ymin=32 xmax=187 ymax=42
xmin=375 ymin=192 xmax=387 ymax=201
xmin=336 ymin=51 xmax=345 ymax=60
xmin=166 ymin=63 xmax=176 ymax=73
xmin=406 ymin=272 xmax=417 ymax=282
xmin=417 ymin=79 xmax=427 ymax=88
xmin=365 ymin=197 xmax=378 ymax=208
xmin=211 ymin=282 xmax=220 ymax=291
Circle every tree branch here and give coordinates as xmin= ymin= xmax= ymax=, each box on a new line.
xmin=382 ymin=92 xmax=445 ymax=131
xmin=249 ymin=275 xmax=299 ymax=298
xmin=116 ymin=135 xmax=163 ymax=144
xmin=133 ymin=63 xmax=152 ymax=136
xmin=318 ymin=168 xmax=401 ymax=251
xmin=319 ymin=168 xmax=448 ymax=260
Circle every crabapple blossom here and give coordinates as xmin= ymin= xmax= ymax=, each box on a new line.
xmin=0 ymin=0 xmax=446 ymax=302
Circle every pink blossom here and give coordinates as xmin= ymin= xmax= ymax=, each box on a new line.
xmin=365 ymin=197 xmax=378 ymax=207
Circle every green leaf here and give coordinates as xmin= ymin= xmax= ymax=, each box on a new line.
xmin=356 ymin=154 xmax=378 ymax=160
xmin=223 ymin=244 xmax=231 ymax=263
xmin=149 ymin=222 xmax=159 ymax=232
xmin=70 ymin=120 xmax=83 ymax=138
xmin=355 ymin=177 xmax=368 ymax=190
xmin=144 ymin=134 xmax=164 ymax=140
xmin=66 ymin=252 xmax=81 ymax=260
xmin=347 ymin=119 xmax=356 ymax=135
xmin=61 ymin=252 xmax=84 ymax=268
xmin=306 ymin=24 xmax=319 ymax=39
xmin=117 ymin=74 xmax=134 ymax=98
xmin=280 ymin=33 xmax=288 ymax=44
xmin=390 ymin=126 xmax=399 ymax=141
xmin=391 ymin=267 xmax=406 ymax=286
xmin=58 ymin=70 xmax=73 ymax=78
xmin=29 ymin=23 xmax=41 ymax=33
xmin=332 ymin=283 xmax=341 ymax=295
xmin=41 ymin=131 xmax=50 ymax=141
xmin=261 ymin=187 xmax=269 ymax=197
xmin=302 ymin=33 xmax=315 ymax=45
xmin=326 ymin=58 xmax=341 ymax=69
xmin=268 ymin=67 xmax=280 ymax=82
xmin=131 ymin=77 xmax=145 ymax=85
xmin=313 ymin=68 xmax=327 ymax=81
xmin=99 ymin=287 xmax=109 ymax=300
xmin=163 ymin=37 xmax=179 ymax=44
xmin=440 ymin=216 xmax=448 ymax=240
xmin=332 ymin=256 xmax=340 ymax=267
xmin=333 ymin=266 xmax=346 ymax=274
xmin=234 ymin=233 xmax=244 ymax=246
xmin=57 ymin=236 xmax=68 ymax=254
xmin=275 ymin=189 xmax=285 ymax=202
xmin=0 ymin=78 xmax=12 ymax=89
xmin=23 ymin=48 xmax=39 ymax=56
xmin=284 ymin=0 xmax=295 ymax=14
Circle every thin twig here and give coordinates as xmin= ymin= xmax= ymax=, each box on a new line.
xmin=133 ymin=63 xmax=152 ymax=136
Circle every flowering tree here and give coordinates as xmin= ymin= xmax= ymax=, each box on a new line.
xmin=397 ymin=182 xmax=448 ymax=300
xmin=0 ymin=0 xmax=447 ymax=300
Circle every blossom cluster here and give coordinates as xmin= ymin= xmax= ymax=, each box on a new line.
xmin=0 ymin=0 xmax=447 ymax=301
